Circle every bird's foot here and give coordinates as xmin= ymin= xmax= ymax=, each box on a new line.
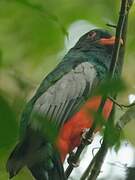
xmin=67 ymin=152 xmax=80 ymax=167
xmin=81 ymin=128 xmax=94 ymax=145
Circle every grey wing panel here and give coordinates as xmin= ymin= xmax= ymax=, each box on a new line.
xmin=30 ymin=62 xmax=98 ymax=128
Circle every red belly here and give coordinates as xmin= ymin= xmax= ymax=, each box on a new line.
xmin=56 ymin=96 xmax=113 ymax=162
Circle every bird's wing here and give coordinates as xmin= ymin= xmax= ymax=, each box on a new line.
xmin=30 ymin=62 xmax=98 ymax=128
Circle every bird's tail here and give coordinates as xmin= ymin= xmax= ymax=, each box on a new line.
xmin=6 ymin=142 xmax=26 ymax=179
xmin=6 ymin=127 xmax=66 ymax=180
xmin=28 ymin=153 xmax=66 ymax=180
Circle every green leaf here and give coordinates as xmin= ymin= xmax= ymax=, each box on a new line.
xmin=103 ymin=120 xmax=123 ymax=151
xmin=95 ymin=78 xmax=126 ymax=96
xmin=30 ymin=114 xmax=58 ymax=144
xmin=92 ymin=111 xmax=106 ymax=127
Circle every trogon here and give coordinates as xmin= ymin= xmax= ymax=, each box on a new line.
xmin=6 ymin=29 xmax=123 ymax=180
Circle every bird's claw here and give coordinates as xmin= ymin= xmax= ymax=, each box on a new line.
xmin=67 ymin=152 xmax=80 ymax=167
xmin=81 ymin=128 xmax=94 ymax=145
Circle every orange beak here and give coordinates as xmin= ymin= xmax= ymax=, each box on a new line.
xmin=99 ymin=36 xmax=123 ymax=46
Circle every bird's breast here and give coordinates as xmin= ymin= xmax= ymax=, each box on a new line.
xmin=56 ymin=96 xmax=113 ymax=162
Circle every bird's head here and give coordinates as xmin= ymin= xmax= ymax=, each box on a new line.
xmin=74 ymin=29 xmax=123 ymax=51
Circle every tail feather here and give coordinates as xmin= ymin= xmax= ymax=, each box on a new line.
xmin=29 ymin=164 xmax=49 ymax=180
xmin=6 ymin=143 xmax=66 ymax=180
xmin=28 ymin=153 xmax=66 ymax=180
xmin=6 ymin=142 xmax=26 ymax=178
xmin=6 ymin=128 xmax=66 ymax=179
xmin=29 ymin=164 xmax=66 ymax=180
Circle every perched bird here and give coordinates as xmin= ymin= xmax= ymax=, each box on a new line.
xmin=6 ymin=29 xmax=123 ymax=180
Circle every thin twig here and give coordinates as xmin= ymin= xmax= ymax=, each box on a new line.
xmin=87 ymin=139 xmax=108 ymax=180
xmin=108 ymin=96 xmax=135 ymax=109
xmin=109 ymin=0 xmax=127 ymax=77
xmin=120 ymin=102 xmax=135 ymax=108
xmin=85 ymin=105 xmax=116 ymax=180
xmin=106 ymin=23 xmax=117 ymax=28
xmin=80 ymin=133 xmax=109 ymax=180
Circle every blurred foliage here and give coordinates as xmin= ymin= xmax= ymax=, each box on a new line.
xmin=95 ymin=78 xmax=126 ymax=96
xmin=0 ymin=0 xmax=135 ymax=179
xmin=31 ymin=114 xmax=58 ymax=144
xmin=103 ymin=119 xmax=123 ymax=151
xmin=0 ymin=95 xmax=18 ymax=147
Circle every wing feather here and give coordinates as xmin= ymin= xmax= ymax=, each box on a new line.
xmin=31 ymin=62 xmax=98 ymax=128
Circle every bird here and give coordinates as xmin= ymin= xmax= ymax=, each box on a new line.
xmin=6 ymin=29 xmax=123 ymax=180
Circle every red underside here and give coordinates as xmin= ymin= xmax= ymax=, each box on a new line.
xmin=56 ymin=96 xmax=113 ymax=162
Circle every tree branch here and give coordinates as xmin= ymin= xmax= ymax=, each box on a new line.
xmin=85 ymin=1 xmax=134 ymax=180
xmin=81 ymin=106 xmax=115 ymax=180
xmin=108 ymin=96 xmax=135 ymax=109
xmin=65 ymin=0 xmax=134 ymax=179
xmin=80 ymin=138 xmax=108 ymax=180
xmin=81 ymin=102 xmax=135 ymax=180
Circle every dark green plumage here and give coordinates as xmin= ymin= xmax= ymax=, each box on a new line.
xmin=6 ymin=29 xmax=123 ymax=180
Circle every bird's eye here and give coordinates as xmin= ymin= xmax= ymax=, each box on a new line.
xmin=88 ymin=31 xmax=96 ymax=39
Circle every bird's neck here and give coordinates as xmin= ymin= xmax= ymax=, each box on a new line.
xmin=64 ymin=48 xmax=112 ymax=80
